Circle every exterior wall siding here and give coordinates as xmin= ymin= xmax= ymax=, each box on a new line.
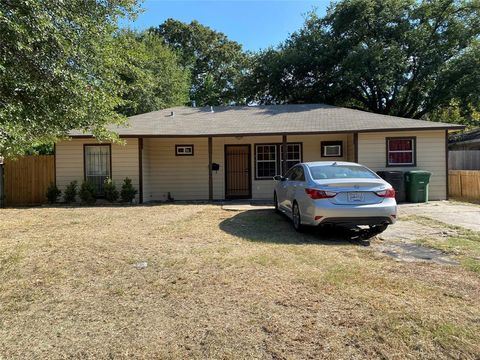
xmin=358 ymin=130 xmax=447 ymax=200
xmin=143 ymin=134 xmax=352 ymax=201
xmin=55 ymin=130 xmax=448 ymax=202
xmin=55 ymin=138 xmax=140 ymax=202
xmin=143 ymin=138 xmax=209 ymax=201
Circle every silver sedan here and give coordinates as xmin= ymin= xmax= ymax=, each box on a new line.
xmin=273 ymin=161 xmax=397 ymax=233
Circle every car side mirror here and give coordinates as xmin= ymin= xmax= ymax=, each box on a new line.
xmin=273 ymin=175 xmax=283 ymax=181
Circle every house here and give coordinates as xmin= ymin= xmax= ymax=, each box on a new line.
xmin=448 ymin=127 xmax=480 ymax=170
xmin=55 ymin=104 xmax=463 ymax=203
xmin=449 ymin=127 xmax=480 ymax=150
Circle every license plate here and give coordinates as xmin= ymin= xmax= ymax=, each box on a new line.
xmin=348 ymin=192 xmax=364 ymax=202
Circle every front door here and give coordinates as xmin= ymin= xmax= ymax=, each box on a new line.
xmin=225 ymin=145 xmax=251 ymax=199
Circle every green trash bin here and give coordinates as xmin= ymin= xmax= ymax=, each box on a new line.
xmin=405 ymin=170 xmax=431 ymax=203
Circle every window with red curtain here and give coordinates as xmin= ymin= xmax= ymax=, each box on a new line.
xmin=387 ymin=138 xmax=415 ymax=166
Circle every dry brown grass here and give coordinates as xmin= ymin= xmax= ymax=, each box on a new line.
xmin=0 ymin=204 xmax=479 ymax=359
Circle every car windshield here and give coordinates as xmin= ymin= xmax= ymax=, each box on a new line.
xmin=308 ymin=165 xmax=378 ymax=180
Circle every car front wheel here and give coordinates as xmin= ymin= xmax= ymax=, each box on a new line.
xmin=292 ymin=202 xmax=304 ymax=232
xmin=274 ymin=192 xmax=280 ymax=214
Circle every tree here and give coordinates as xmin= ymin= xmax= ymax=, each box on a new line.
xmin=248 ymin=0 xmax=480 ymax=119
xmin=152 ymin=19 xmax=248 ymax=106
xmin=428 ymin=99 xmax=480 ymax=129
xmin=0 ymin=0 xmax=139 ymax=157
xmin=114 ymin=31 xmax=190 ymax=117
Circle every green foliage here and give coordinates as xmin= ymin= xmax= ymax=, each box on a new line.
xmin=428 ymin=99 xmax=480 ymax=129
xmin=120 ymin=178 xmax=137 ymax=203
xmin=46 ymin=183 xmax=61 ymax=204
xmin=114 ymin=30 xmax=190 ymax=116
xmin=152 ymin=19 xmax=248 ymax=106
xmin=63 ymin=181 xmax=78 ymax=204
xmin=24 ymin=142 xmax=55 ymax=156
xmin=247 ymin=0 xmax=480 ymax=120
xmin=0 ymin=0 xmax=139 ymax=157
xmin=79 ymin=181 xmax=97 ymax=205
xmin=104 ymin=178 xmax=119 ymax=202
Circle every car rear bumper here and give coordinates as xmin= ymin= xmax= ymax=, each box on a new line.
xmin=303 ymin=200 xmax=397 ymax=227
xmin=318 ymin=216 xmax=394 ymax=226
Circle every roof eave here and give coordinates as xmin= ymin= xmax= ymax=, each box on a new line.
xmin=67 ymin=124 xmax=466 ymax=139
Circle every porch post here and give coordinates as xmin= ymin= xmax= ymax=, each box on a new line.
xmin=138 ymin=138 xmax=143 ymax=204
xmin=282 ymin=135 xmax=288 ymax=175
xmin=208 ymin=136 xmax=213 ymax=201
xmin=354 ymin=132 xmax=359 ymax=163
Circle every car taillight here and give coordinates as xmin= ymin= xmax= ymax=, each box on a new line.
xmin=375 ymin=188 xmax=396 ymax=198
xmin=305 ymin=188 xmax=337 ymax=199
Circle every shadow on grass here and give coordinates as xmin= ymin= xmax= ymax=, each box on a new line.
xmin=219 ymin=209 xmax=371 ymax=246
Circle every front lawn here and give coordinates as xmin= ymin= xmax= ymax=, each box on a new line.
xmin=0 ymin=205 xmax=479 ymax=359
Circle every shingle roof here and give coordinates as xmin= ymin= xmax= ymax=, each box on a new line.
xmin=449 ymin=127 xmax=480 ymax=144
xmin=70 ymin=104 xmax=463 ymax=137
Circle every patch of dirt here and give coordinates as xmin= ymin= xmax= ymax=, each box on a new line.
xmin=374 ymin=220 xmax=459 ymax=265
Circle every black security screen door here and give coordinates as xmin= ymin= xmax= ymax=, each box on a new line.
xmin=225 ymin=145 xmax=251 ymax=199
xmin=84 ymin=145 xmax=111 ymax=195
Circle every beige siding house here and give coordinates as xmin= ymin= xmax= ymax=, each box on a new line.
xmin=55 ymin=104 xmax=462 ymax=202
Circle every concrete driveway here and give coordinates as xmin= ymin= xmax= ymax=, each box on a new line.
xmin=399 ymin=201 xmax=480 ymax=231
xmin=223 ymin=200 xmax=480 ymax=232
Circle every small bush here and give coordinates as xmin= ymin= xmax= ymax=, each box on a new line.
xmin=46 ymin=183 xmax=61 ymax=204
xmin=79 ymin=180 xmax=97 ymax=204
xmin=63 ymin=181 xmax=78 ymax=203
xmin=104 ymin=178 xmax=119 ymax=202
xmin=120 ymin=177 xmax=137 ymax=203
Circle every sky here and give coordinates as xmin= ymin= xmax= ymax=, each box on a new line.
xmin=121 ymin=0 xmax=330 ymax=51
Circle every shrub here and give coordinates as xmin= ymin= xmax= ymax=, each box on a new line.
xmin=79 ymin=180 xmax=97 ymax=204
xmin=63 ymin=181 xmax=78 ymax=203
xmin=120 ymin=177 xmax=137 ymax=203
xmin=46 ymin=183 xmax=61 ymax=204
xmin=104 ymin=178 xmax=119 ymax=202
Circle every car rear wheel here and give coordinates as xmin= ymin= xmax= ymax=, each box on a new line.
xmin=292 ymin=202 xmax=304 ymax=232
xmin=273 ymin=192 xmax=280 ymax=214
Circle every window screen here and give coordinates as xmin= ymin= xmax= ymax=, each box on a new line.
xmin=84 ymin=145 xmax=111 ymax=195
xmin=256 ymin=145 xmax=277 ymax=179
xmin=387 ymin=138 xmax=415 ymax=165
xmin=281 ymin=143 xmax=302 ymax=172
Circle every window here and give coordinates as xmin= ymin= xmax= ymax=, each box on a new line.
xmin=309 ymin=164 xmax=378 ymax=180
xmin=84 ymin=145 xmax=111 ymax=195
xmin=176 ymin=145 xmax=194 ymax=156
xmin=288 ymin=165 xmax=305 ymax=181
xmin=284 ymin=167 xmax=296 ymax=180
xmin=321 ymin=141 xmax=343 ymax=157
xmin=256 ymin=144 xmax=277 ymax=179
xmin=387 ymin=138 xmax=415 ymax=166
xmin=281 ymin=143 xmax=302 ymax=171
xmin=255 ymin=143 xmax=303 ymax=179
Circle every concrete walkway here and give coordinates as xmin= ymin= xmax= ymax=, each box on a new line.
xmin=222 ymin=201 xmax=274 ymax=211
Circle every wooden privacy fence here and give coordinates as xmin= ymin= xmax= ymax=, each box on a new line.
xmin=448 ymin=170 xmax=480 ymax=200
xmin=3 ymin=155 xmax=55 ymax=206
xmin=449 ymin=150 xmax=480 ymax=170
